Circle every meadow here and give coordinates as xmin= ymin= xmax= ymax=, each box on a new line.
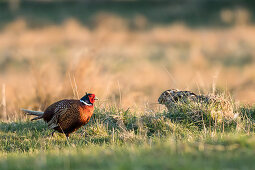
xmin=1 ymin=2 xmax=255 ymax=169
xmin=1 ymin=104 xmax=255 ymax=169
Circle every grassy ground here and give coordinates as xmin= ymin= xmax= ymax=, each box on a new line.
xmin=1 ymin=2 xmax=255 ymax=169
xmin=1 ymin=104 xmax=255 ymax=170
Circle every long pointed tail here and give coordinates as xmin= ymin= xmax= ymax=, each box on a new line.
xmin=21 ymin=109 xmax=44 ymax=121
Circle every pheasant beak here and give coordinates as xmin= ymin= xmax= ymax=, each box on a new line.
xmin=94 ymin=96 xmax=99 ymax=100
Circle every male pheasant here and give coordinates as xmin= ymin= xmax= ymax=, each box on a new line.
xmin=22 ymin=93 xmax=98 ymax=139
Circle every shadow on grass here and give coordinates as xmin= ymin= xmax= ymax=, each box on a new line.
xmin=0 ymin=120 xmax=48 ymax=134
xmin=240 ymin=105 xmax=255 ymax=120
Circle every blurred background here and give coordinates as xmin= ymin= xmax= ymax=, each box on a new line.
xmin=0 ymin=0 xmax=255 ymax=120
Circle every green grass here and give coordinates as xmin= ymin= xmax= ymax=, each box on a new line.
xmin=1 ymin=105 xmax=255 ymax=170
xmin=2 ymin=139 xmax=255 ymax=170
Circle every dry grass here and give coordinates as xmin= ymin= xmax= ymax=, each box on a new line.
xmin=0 ymin=13 xmax=255 ymax=120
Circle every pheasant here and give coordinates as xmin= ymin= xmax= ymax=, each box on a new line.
xmin=22 ymin=93 xmax=98 ymax=139
xmin=158 ymin=89 xmax=199 ymax=105
xmin=158 ymin=89 xmax=234 ymax=119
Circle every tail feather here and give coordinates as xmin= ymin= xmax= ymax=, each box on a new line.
xmin=21 ymin=109 xmax=44 ymax=116
xmin=21 ymin=108 xmax=44 ymax=121
xmin=31 ymin=116 xmax=43 ymax=121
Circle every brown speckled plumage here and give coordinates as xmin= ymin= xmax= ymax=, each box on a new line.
xmin=22 ymin=93 xmax=97 ymax=139
xmin=44 ymin=99 xmax=94 ymax=137
xmin=158 ymin=89 xmax=234 ymax=119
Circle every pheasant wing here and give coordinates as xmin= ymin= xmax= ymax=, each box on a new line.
xmin=47 ymin=101 xmax=71 ymax=129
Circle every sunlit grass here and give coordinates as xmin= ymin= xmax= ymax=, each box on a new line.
xmin=0 ymin=12 xmax=255 ymax=169
xmin=1 ymin=102 xmax=255 ymax=169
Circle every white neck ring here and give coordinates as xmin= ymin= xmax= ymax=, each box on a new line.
xmin=80 ymin=100 xmax=92 ymax=106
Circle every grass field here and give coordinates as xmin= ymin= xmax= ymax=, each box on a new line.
xmin=1 ymin=103 xmax=255 ymax=169
xmin=1 ymin=1 xmax=255 ymax=169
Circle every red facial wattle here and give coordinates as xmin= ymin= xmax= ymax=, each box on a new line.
xmin=89 ymin=94 xmax=95 ymax=104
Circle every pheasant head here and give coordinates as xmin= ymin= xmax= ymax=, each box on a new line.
xmin=80 ymin=93 xmax=98 ymax=106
